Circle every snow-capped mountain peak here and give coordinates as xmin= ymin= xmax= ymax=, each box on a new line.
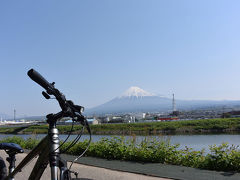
xmin=120 ymin=86 xmax=154 ymax=98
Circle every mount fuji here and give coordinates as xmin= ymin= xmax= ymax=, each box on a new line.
xmin=86 ymin=87 xmax=173 ymax=114
xmin=85 ymin=86 xmax=240 ymax=115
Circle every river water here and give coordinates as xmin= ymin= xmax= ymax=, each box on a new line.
xmin=0 ymin=133 xmax=239 ymax=153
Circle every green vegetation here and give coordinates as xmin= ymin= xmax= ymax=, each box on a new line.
xmin=0 ymin=118 xmax=240 ymax=135
xmin=0 ymin=126 xmax=29 ymax=134
xmin=2 ymin=117 xmax=239 ymax=135
xmin=21 ymin=124 xmax=81 ymax=134
xmin=77 ymin=117 xmax=240 ymax=134
xmin=1 ymin=136 xmax=240 ymax=172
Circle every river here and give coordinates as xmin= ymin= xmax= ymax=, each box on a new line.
xmin=0 ymin=133 xmax=239 ymax=153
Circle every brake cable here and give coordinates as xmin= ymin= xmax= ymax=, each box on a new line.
xmin=51 ymin=120 xmax=75 ymax=153
xmin=61 ymin=122 xmax=85 ymax=154
xmin=69 ymin=126 xmax=92 ymax=170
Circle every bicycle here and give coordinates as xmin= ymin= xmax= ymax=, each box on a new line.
xmin=0 ymin=69 xmax=91 ymax=180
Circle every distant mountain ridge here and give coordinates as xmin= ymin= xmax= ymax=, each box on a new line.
xmin=85 ymin=87 xmax=240 ymax=115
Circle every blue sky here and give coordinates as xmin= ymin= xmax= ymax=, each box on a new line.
xmin=0 ymin=0 xmax=240 ymax=116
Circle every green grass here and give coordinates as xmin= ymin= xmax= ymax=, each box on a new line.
xmin=0 ymin=127 xmax=27 ymax=134
xmin=1 ymin=118 xmax=240 ymax=135
xmin=89 ymin=118 xmax=240 ymax=134
xmin=1 ymin=136 xmax=240 ymax=172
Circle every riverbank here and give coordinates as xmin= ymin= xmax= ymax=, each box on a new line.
xmin=0 ymin=118 xmax=240 ymax=135
xmin=1 ymin=135 xmax=240 ymax=173
xmin=89 ymin=117 xmax=240 ymax=135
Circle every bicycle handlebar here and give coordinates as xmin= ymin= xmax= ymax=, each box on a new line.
xmin=27 ymin=69 xmax=85 ymax=122
xmin=27 ymin=69 xmax=53 ymax=92
xmin=27 ymin=68 xmax=91 ymax=154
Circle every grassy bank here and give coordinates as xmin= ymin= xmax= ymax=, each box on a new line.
xmin=0 ymin=118 xmax=240 ymax=135
xmin=89 ymin=117 xmax=240 ymax=135
xmin=1 ymin=136 xmax=240 ymax=172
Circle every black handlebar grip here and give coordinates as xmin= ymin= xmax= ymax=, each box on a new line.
xmin=27 ymin=69 xmax=52 ymax=91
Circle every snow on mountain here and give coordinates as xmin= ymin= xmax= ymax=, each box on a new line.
xmin=85 ymin=86 xmax=240 ymax=115
xmin=86 ymin=87 xmax=172 ymax=114
xmin=120 ymin=86 xmax=154 ymax=98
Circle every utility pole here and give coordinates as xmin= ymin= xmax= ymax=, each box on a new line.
xmin=14 ymin=109 xmax=16 ymax=121
xmin=172 ymin=94 xmax=176 ymax=112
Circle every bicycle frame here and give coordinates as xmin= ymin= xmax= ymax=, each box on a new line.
xmin=5 ymin=135 xmax=49 ymax=180
xmin=5 ymin=119 xmax=69 ymax=180
xmin=3 ymin=69 xmax=89 ymax=180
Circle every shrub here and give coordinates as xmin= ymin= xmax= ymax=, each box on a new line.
xmin=1 ymin=136 xmax=240 ymax=172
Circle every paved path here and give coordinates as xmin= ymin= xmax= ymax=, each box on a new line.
xmin=63 ymin=155 xmax=240 ymax=180
xmin=1 ymin=150 xmax=240 ymax=180
xmin=0 ymin=151 xmax=169 ymax=180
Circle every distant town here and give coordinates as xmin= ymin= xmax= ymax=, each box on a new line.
xmin=1 ymin=105 xmax=240 ymax=126
xmin=1 ymin=88 xmax=240 ymax=126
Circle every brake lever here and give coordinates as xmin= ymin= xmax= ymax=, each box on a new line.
xmin=42 ymin=91 xmax=50 ymax=99
xmin=42 ymin=91 xmax=56 ymax=99
xmin=72 ymin=113 xmax=85 ymax=123
xmin=72 ymin=113 xmax=91 ymax=134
